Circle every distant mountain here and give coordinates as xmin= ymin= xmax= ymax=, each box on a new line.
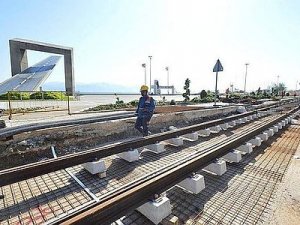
xmin=42 ymin=81 xmax=137 ymax=93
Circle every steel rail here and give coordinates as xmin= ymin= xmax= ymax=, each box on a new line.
xmin=0 ymin=112 xmax=135 ymax=139
xmin=0 ymin=110 xmax=259 ymax=186
xmin=0 ymin=101 xmax=296 ymax=187
xmin=59 ymin=106 xmax=299 ymax=225
xmin=0 ymin=100 xmax=291 ymax=139
xmin=46 ymin=113 xmax=275 ymax=224
xmin=46 ymin=114 xmax=275 ymax=224
xmin=0 ymin=102 xmax=282 ymax=139
xmin=0 ymin=102 xmax=296 ymax=187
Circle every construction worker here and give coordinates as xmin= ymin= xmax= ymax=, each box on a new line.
xmin=135 ymin=85 xmax=155 ymax=136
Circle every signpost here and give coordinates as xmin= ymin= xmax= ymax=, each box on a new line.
xmin=213 ymin=59 xmax=223 ymax=106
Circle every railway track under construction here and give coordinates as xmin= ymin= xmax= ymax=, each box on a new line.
xmin=0 ymin=100 xmax=299 ymax=225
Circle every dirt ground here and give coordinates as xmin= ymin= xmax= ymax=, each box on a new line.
xmin=265 ymin=121 xmax=300 ymax=225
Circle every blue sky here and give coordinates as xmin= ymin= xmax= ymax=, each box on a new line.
xmin=0 ymin=0 xmax=300 ymax=93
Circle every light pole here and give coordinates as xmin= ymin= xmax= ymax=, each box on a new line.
xmin=148 ymin=56 xmax=152 ymax=93
xmin=244 ymin=63 xmax=249 ymax=94
xmin=142 ymin=63 xmax=146 ymax=85
xmin=165 ymin=66 xmax=169 ymax=94
xmin=277 ymin=75 xmax=280 ymax=95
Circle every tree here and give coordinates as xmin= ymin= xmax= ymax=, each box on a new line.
xmin=182 ymin=78 xmax=191 ymax=102
xmin=257 ymin=87 xmax=262 ymax=96
xmin=200 ymin=89 xmax=207 ymax=99
xmin=270 ymin=82 xmax=287 ymax=96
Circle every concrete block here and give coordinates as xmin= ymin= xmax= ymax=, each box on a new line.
xmin=258 ymin=132 xmax=268 ymax=141
xmin=272 ymin=126 xmax=279 ymax=133
xmin=222 ymin=150 xmax=242 ymax=163
xmin=198 ymin=129 xmax=210 ymax=137
xmin=165 ymin=137 xmax=184 ymax=146
xmin=236 ymin=143 xmax=253 ymax=154
xmin=178 ymin=174 xmax=205 ymax=194
xmin=209 ymin=125 xmax=222 ymax=133
xmin=168 ymin=126 xmax=177 ymax=131
xmin=277 ymin=123 xmax=283 ymax=129
xmin=252 ymin=114 xmax=257 ymax=119
xmin=236 ymin=118 xmax=245 ymax=124
xmin=228 ymin=121 xmax=236 ymax=127
xmin=137 ymin=196 xmax=172 ymax=225
xmin=118 ymin=149 xmax=140 ymax=162
xmin=237 ymin=106 xmax=246 ymax=113
xmin=161 ymin=215 xmax=179 ymax=225
xmin=203 ymin=160 xmax=227 ymax=176
xmin=220 ymin=123 xmax=229 ymax=130
xmin=146 ymin=143 xmax=165 ymax=154
xmin=83 ymin=160 xmax=106 ymax=174
xmin=247 ymin=115 xmax=253 ymax=120
xmin=248 ymin=137 xmax=262 ymax=147
xmin=280 ymin=120 xmax=286 ymax=127
xmin=287 ymin=117 xmax=292 ymax=123
xmin=265 ymin=129 xmax=274 ymax=137
xmin=182 ymin=132 xmax=198 ymax=141
xmin=241 ymin=117 xmax=248 ymax=123
xmin=291 ymin=119 xmax=298 ymax=125
xmin=285 ymin=118 xmax=289 ymax=124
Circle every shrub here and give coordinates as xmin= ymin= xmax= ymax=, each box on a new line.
xmin=200 ymin=90 xmax=208 ymax=99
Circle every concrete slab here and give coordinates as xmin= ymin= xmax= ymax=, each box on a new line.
xmin=272 ymin=126 xmax=279 ymax=133
xmin=146 ymin=143 xmax=165 ymax=154
xmin=198 ymin=129 xmax=211 ymax=137
xmin=220 ymin=123 xmax=229 ymax=130
xmin=118 ymin=149 xmax=140 ymax=162
xmin=168 ymin=126 xmax=177 ymax=131
xmin=83 ymin=160 xmax=106 ymax=175
xmin=265 ymin=129 xmax=274 ymax=137
xmin=178 ymin=174 xmax=205 ymax=194
xmin=165 ymin=137 xmax=184 ymax=146
xmin=209 ymin=125 xmax=222 ymax=133
xmin=228 ymin=121 xmax=236 ymax=127
xmin=248 ymin=137 xmax=262 ymax=147
xmin=277 ymin=123 xmax=283 ymax=130
xmin=137 ymin=197 xmax=172 ymax=225
xmin=285 ymin=118 xmax=289 ymax=124
xmin=236 ymin=143 xmax=253 ymax=154
xmin=258 ymin=132 xmax=269 ymax=141
xmin=235 ymin=119 xmax=242 ymax=125
xmin=203 ymin=160 xmax=227 ymax=176
xmin=222 ymin=150 xmax=242 ymax=163
xmin=181 ymin=132 xmax=199 ymax=141
xmin=241 ymin=117 xmax=248 ymax=123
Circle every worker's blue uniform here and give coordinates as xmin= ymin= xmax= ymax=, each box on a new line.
xmin=135 ymin=95 xmax=155 ymax=136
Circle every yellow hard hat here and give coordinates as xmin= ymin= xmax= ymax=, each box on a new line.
xmin=140 ymin=85 xmax=149 ymax=91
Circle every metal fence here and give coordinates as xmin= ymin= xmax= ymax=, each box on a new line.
xmin=0 ymin=91 xmax=77 ymax=119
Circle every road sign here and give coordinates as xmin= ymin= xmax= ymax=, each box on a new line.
xmin=213 ymin=59 xmax=223 ymax=72
xmin=213 ymin=59 xmax=223 ymax=106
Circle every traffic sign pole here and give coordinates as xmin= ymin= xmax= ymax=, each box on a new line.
xmin=212 ymin=59 xmax=223 ymax=107
xmin=214 ymin=71 xmax=218 ymax=106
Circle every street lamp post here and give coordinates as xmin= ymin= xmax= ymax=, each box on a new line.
xmin=165 ymin=66 xmax=169 ymax=94
xmin=244 ymin=63 xmax=249 ymax=94
xmin=142 ymin=63 xmax=146 ymax=85
xmin=148 ymin=56 xmax=152 ymax=93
